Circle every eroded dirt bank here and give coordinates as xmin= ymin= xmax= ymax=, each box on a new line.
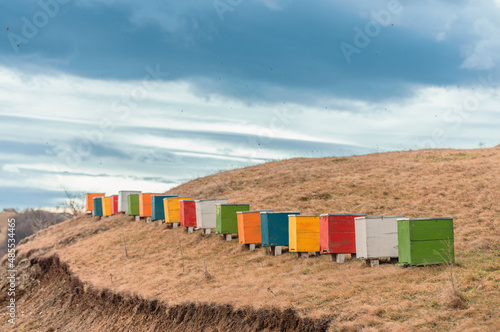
xmin=0 ymin=252 xmax=331 ymax=331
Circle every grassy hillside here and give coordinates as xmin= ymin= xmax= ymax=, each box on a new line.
xmin=1 ymin=147 xmax=499 ymax=331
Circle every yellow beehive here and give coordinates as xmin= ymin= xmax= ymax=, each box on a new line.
xmin=102 ymin=196 xmax=112 ymax=217
xmin=164 ymin=196 xmax=192 ymax=223
xmin=289 ymin=215 xmax=320 ymax=253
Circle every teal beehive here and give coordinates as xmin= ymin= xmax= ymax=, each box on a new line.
xmin=93 ymin=197 xmax=103 ymax=217
xmin=260 ymin=211 xmax=300 ymax=247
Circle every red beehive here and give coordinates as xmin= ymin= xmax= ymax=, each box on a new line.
xmin=180 ymin=200 xmax=196 ymax=227
xmin=320 ymin=214 xmax=366 ymax=255
xmin=110 ymin=195 xmax=119 ymax=215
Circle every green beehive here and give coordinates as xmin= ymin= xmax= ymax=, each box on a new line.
xmin=216 ymin=203 xmax=250 ymax=234
xmin=397 ymin=217 xmax=454 ymax=266
xmin=127 ymin=194 xmax=140 ymax=216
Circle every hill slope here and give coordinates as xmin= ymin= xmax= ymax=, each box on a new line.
xmin=1 ymin=147 xmax=499 ymax=331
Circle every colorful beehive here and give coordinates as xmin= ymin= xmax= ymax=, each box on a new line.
xmin=216 ymin=204 xmax=250 ymax=235
xmin=118 ymin=190 xmax=141 ymax=213
xmin=164 ymin=196 xmax=192 ymax=224
xmin=151 ymin=195 xmax=178 ymax=220
xmin=319 ymin=214 xmax=366 ymax=257
xmin=237 ymin=210 xmax=273 ymax=245
xmin=195 ymin=199 xmax=228 ymax=231
xmin=139 ymin=193 xmax=157 ymax=218
xmin=86 ymin=193 xmax=105 ymax=212
xmin=397 ymin=217 xmax=455 ymax=266
xmin=180 ymin=200 xmax=197 ymax=227
xmin=260 ymin=211 xmax=300 ymax=247
xmin=289 ymin=215 xmax=321 ymax=254
xmin=102 ymin=196 xmax=112 ymax=217
xmin=127 ymin=194 xmax=140 ymax=216
xmin=110 ymin=195 xmax=119 ymax=215
xmin=355 ymin=215 xmax=405 ymax=266
xmin=92 ymin=197 xmax=104 ymax=217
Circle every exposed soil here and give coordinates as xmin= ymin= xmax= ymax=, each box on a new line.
xmin=0 ymin=252 xmax=331 ymax=331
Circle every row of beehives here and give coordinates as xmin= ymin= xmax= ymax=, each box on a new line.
xmin=85 ymin=192 xmax=455 ymax=267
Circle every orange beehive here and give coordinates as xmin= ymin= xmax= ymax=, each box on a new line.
xmin=86 ymin=193 xmax=105 ymax=212
xmin=139 ymin=193 xmax=156 ymax=217
xmin=237 ymin=210 xmax=272 ymax=244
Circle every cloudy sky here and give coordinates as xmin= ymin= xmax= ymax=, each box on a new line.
xmin=1 ymin=0 xmax=499 ymax=210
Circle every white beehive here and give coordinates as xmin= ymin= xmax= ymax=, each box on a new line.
xmin=195 ymin=199 xmax=228 ymax=229
xmin=355 ymin=215 xmax=405 ymax=259
xmin=118 ymin=190 xmax=142 ymax=213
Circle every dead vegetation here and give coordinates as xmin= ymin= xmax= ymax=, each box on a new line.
xmin=1 ymin=147 xmax=499 ymax=331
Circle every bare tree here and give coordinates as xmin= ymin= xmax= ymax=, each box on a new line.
xmin=59 ymin=185 xmax=85 ymax=216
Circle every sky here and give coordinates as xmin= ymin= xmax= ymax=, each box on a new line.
xmin=1 ymin=0 xmax=499 ymax=210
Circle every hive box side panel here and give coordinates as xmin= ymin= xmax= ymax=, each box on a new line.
xmin=366 ymin=218 xmax=398 ymax=258
xmin=260 ymin=214 xmax=270 ymax=246
xmin=354 ymin=218 xmax=368 ymax=259
xmin=237 ymin=213 xmax=246 ymax=243
xmin=215 ymin=205 xmax=223 ymax=233
xmin=319 ymin=216 xmax=330 ymax=253
xmin=397 ymin=219 xmax=411 ymax=264
xmin=288 ymin=217 xmax=298 ymax=252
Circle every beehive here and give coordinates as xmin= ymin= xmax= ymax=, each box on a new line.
xmin=118 ymin=191 xmax=141 ymax=213
xmin=86 ymin=193 xmax=105 ymax=212
xmin=216 ymin=204 xmax=250 ymax=234
xmin=139 ymin=193 xmax=157 ymax=218
xmin=92 ymin=197 xmax=104 ymax=217
xmin=102 ymin=196 xmax=112 ymax=217
xmin=151 ymin=195 xmax=178 ymax=220
xmin=164 ymin=196 xmax=192 ymax=224
xmin=127 ymin=194 xmax=140 ymax=216
xmin=110 ymin=195 xmax=119 ymax=215
xmin=195 ymin=199 xmax=228 ymax=229
xmin=319 ymin=214 xmax=366 ymax=255
xmin=398 ymin=217 xmax=455 ymax=266
xmin=180 ymin=200 xmax=197 ymax=227
xmin=237 ymin=210 xmax=273 ymax=244
xmin=260 ymin=211 xmax=300 ymax=247
xmin=355 ymin=215 xmax=405 ymax=259
xmin=289 ymin=215 xmax=320 ymax=253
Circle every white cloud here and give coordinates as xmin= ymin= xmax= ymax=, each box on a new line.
xmin=461 ymin=18 xmax=500 ymax=70
xmin=0 ymin=65 xmax=499 ymax=198
xmin=2 ymin=164 xmax=20 ymax=173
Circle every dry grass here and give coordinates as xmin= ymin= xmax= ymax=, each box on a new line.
xmin=11 ymin=146 xmax=500 ymax=331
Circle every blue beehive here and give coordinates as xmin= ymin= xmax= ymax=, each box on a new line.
xmin=260 ymin=211 xmax=300 ymax=247
xmin=151 ymin=195 xmax=178 ymax=220
xmin=93 ymin=197 xmax=103 ymax=217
